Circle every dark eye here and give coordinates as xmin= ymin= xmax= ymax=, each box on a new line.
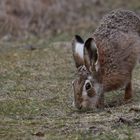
xmin=85 ymin=82 xmax=91 ymax=91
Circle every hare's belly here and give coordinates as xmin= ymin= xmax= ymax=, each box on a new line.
xmin=103 ymin=72 xmax=131 ymax=92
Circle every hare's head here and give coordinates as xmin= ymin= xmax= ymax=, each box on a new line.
xmin=72 ymin=35 xmax=103 ymax=110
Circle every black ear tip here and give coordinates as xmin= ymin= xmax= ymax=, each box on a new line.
xmin=75 ymin=35 xmax=84 ymax=43
xmin=75 ymin=35 xmax=80 ymax=38
xmin=85 ymin=38 xmax=94 ymax=48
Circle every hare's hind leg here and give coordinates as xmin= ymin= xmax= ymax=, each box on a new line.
xmin=124 ymin=81 xmax=133 ymax=101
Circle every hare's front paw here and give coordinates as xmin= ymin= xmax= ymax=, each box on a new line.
xmin=96 ymin=95 xmax=105 ymax=109
xmin=124 ymin=81 xmax=133 ymax=101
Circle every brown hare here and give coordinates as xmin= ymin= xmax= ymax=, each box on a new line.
xmin=72 ymin=9 xmax=140 ymax=110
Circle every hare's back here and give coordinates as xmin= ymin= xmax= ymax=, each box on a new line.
xmin=94 ymin=9 xmax=140 ymax=39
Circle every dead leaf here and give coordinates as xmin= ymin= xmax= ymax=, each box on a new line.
xmin=129 ymin=106 xmax=140 ymax=112
xmin=32 ymin=132 xmax=45 ymax=137
xmin=118 ymin=117 xmax=132 ymax=125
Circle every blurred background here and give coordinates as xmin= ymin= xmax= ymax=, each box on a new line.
xmin=0 ymin=1 xmax=140 ymax=139
xmin=0 ymin=0 xmax=140 ymax=40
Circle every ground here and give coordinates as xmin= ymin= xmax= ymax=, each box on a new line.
xmin=0 ymin=36 xmax=140 ymax=140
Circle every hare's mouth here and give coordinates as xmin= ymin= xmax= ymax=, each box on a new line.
xmin=80 ymin=100 xmax=94 ymax=109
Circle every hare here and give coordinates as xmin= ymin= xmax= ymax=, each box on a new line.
xmin=72 ymin=9 xmax=140 ymax=110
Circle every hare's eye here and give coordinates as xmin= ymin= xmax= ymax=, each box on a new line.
xmin=85 ymin=82 xmax=91 ymax=91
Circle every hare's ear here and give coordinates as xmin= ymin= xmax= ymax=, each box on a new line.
xmin=84 ymin=38 xmax=98 ymax=73
xmin=72 ymin=35 xmax=84 ymax=68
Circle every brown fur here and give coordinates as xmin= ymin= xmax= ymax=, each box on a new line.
xmin=95 ymin=32 xmax=139 ymax=92
xmin=93 ymin=9 xmax=140 ymax=93
xmin=72 ymin=9 xmax=140 ymax=110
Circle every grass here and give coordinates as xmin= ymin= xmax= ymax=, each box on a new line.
xmin=0 ymin=36 xmax=140 ymax=140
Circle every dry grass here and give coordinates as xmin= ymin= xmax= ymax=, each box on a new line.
xmin=0 ymin=0 xmax=140 ymax=38
xmin=0 ymin=36 xmax=140 ymax=139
